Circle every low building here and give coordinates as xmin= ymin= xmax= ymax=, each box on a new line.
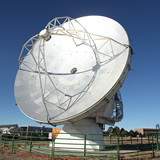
xmin=134 ymin=128 xmax=159 ymax=135
xmin=19 ymin=126 xmax=52 ymax=138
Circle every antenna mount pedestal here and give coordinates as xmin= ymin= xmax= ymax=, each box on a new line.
xmin=53 ymin=118 xmax=105 ymax=150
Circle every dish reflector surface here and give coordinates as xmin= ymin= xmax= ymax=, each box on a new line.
xmin=14 ymin=16 xmax=131 ymax=125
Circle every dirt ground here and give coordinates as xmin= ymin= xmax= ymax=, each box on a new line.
xmin=1 ymin=148 xmax=160 ymax=160
xmin=0 ymin=149 xmax=81 ymax=160
xmin=0 ymin=149 xmax=47 ymax=160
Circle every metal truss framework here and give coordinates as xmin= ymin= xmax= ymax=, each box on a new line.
xmin=112 ymin=91 xmax=123 ymax=122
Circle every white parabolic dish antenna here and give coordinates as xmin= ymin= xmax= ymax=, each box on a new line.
xmin=15 ymin=15 xmax=132 ymax=149
xmin=15 ymin=16 xmax=132 ymax=149
xmin=15 ymin=15 xmax=132 ymax=125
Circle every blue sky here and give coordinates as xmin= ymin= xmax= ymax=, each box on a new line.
xmin=0 ymin=0 xmax=160 ymax=131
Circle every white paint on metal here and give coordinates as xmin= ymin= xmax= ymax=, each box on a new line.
xmin=52 ymin=119 xmax=104 ymax=150
xmin=14 ymin=16 xmax=132 ymax=125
